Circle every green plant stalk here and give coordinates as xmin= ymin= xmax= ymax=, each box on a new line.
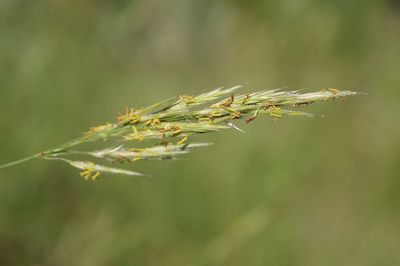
xmin=0 ymin=86 xmax=360 ymax=179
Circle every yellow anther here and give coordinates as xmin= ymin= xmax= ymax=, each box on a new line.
xmin=80 ymin=170 xmax=91 ymax=180
xmin=179 ymin=95 xmax=195 ymax=104
xmin=79 ymin=163 xmax=100 ymax=181
xmin=159 ymin=124 xmax=181 ymax=134
xmin=177 ymin=136 xmax=188 ymax=145
xmin=117 ymin=107 xmax=137 ymax=122
xmin=224 ymin=107 xmax=241 ymax=119
xmin=145 ymin=118 xmax=161 ymax=126
xmin=91 ymin=172 xmax=101 ymax=181
xmin=125 ymin=134 xmax=145 ymax=141
xmin=198 ymin=116 xmax=211 ymax=122
xmin=130 ymin=114 xmax=141 ymax=124
xmin=268 ymin=106 xmax=282 ymax=122
xmin=171 ymin=128 xmax=182 ymax=137
xmin=230 ymin=112 xmax=241 ymax=119
xmin=84 ymin=123 xmax=113 ymax=137
xmin=213 ymin=95 xmax=235 ymax=108
xmin=209 ymin=112 xmax=223 ymax=119
xmin=128 ymin=148 xmax=145 ymax=152
xmin=241 ymin=94 xmax=251 ymax=105
xmin=117 ymin=108 xmax=141 ymax=124
xmin=125 ymin=126 xmax=146 ymax=141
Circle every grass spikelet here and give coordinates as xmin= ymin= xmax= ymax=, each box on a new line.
xmin=0 ymin=86 xmax=360 ymax=180
xmin=46 ymin=158 xmax=145 ymax=180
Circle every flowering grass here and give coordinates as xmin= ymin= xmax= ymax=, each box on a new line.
xmin=0 ymin=86 xmax=359 ymax=180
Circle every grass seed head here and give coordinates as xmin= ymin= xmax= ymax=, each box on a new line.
xmin=0 ymin=86 xmax=361 ymax=179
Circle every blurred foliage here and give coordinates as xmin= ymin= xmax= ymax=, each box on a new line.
xmin=0 ymin=0 xmax=399 ymax=265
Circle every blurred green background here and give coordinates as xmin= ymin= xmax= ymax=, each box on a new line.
xmin=1 ymin=0 xmax=399 ymax=265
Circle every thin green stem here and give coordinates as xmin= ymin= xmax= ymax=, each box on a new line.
xmin=0 ymin=155 xmax=38 ymax=169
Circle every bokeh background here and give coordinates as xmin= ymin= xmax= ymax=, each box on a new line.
xmin=1 ymin=0 xmax=399 ymax=265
